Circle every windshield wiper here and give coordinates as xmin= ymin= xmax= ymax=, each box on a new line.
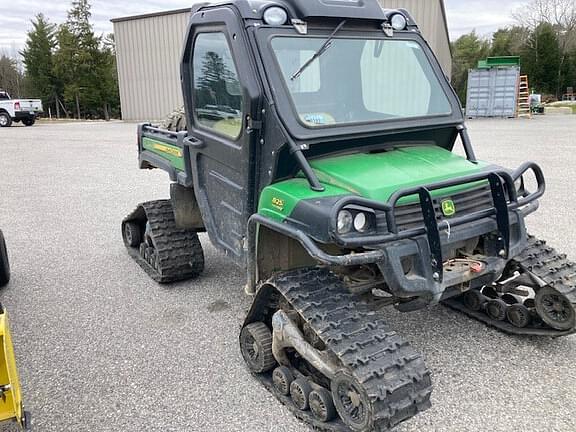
xmin=290 ymin=20 xmax=347 ymax=81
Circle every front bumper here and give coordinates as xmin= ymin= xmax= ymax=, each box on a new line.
xmin=376 ymin=210 xmax=527 ymax=305
xmin=247 ymin=163 xmax=545 ymax=302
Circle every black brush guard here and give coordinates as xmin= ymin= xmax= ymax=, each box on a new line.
xmin=247 ymin=163 xmax=545 ymax=291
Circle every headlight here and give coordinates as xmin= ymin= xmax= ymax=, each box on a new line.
xmin=390 ymin=13 xmax=407 ymax=31
xmin=337 ymin=210 xmax=353 ymax=234
xmin=353 ymin=212 xmax=369 ymax=232
xmin=263 ymin=7 xmax=288 ymax=26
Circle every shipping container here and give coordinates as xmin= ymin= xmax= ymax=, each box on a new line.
xmin=466 ymin=67 xmax=520 ymax=118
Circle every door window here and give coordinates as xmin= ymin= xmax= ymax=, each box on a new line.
xmin=193 ymin=33 xmax=243 ymax=139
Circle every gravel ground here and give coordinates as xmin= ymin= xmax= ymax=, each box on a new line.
xmin=0 ymin=116 xmax=575 ymax=432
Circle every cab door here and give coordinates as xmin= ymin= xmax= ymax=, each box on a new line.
xmin=182 ymin=7 xmax=262 ymax=265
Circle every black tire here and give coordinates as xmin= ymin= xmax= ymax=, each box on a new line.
xmin=486 ymin=299 xmax=507 ymax=321
xmin=0 ymin=112 xmax=12 ymax=127
xmin=162 ymin=107 xmax=187 ymax=132
xmin=239 ymin=322 xmax=276 ymax=373
xmin=22 ymin=117 xmax=35 ymax=126
xmin=506 ymin=304 xmax=531 ymax=328
xmin=272 ymin=366 xmax=294 ymax=396
xmin=309 ymin=387 xmax=337 ymax=422
xmin=0 ymin=230 xmax=10 ymax=287
xmin=535 ymin=286 xmax=575 ymax=331
xmin=331 ymin=372 xmax=373 ymax=432
xmin=124 ymin=221 xmax=142 ymax=247
xmin=463 ymin=289 xmax=486 ymax=311
xmin=290 ymin=378 xmax=313 ymax=411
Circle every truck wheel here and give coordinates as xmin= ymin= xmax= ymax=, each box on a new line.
xmin=0 ymin=112 xmax=12 ymax=127
xmin=0 ymin=230 xmax=10 ymax=287
xmin=22 ymin=117 xmax=35 ymax=126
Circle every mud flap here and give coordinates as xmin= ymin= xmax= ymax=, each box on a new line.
xmin=0 ymin=306 xmax=28 ymax=430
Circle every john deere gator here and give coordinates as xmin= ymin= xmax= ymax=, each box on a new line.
xmin=122 ymin=1 xmax=576 ymax=430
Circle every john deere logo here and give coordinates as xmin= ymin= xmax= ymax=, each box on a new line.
xmin=441 ymin=199 xmax=456 ymax=217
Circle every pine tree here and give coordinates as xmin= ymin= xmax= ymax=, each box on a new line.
xmin=20 ymin=14 xmax=57 ymax=110
xmin=451 ymin=32 xmax=490 ymax=104
xmin=522 ymin=23 xmax=561 ymax=96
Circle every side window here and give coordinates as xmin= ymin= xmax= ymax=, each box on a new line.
xmin=193 ymin=33 xmax=243 ymax=139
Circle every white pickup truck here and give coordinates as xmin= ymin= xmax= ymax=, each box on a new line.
xmin=0 ymin=90 xmax=43 ymax=127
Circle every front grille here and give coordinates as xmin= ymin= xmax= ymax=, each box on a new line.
xmin=376 ymin=184 xmax=494 ymax=232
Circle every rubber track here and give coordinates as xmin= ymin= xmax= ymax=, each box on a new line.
xmin=123 ymin=200 xmax=204 ymax=283
xmin=444 ymin=234 xmax=576 ymax=336
xmin=257 ymin=268 xmax=432 ymax=432
xmin=512 ymin=235 xmax=576 ymax=303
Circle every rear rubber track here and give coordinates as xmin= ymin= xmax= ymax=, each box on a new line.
xmin=122 ymin=200 xmax=204 ymax=283
xmin=245 ymin=268 xmax=432 ymax=431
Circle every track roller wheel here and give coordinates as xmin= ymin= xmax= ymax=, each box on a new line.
xmin=124 ymin=221 xmax=142 ymax=247
xmin=485 ymin=299 xmax=507 ymax=321
xmin=331 ymin=372 xmax=372 ymax=432
xmin=535 ymin=286 xmax=576 ymax=331
xmin=463 ymin=290 xmax=486 ymax=311
xmin=506 ymin=304 xmax=531 ymax=328
xmin=240 ymin=323 xmax=276 ymax=373
xmin=309 ymin=387 xmax=337 ymax=422
xmin=290 ymin=378 xmax=312 ymax=411
xmin=272 ymin=366 xmax=294 ymax=396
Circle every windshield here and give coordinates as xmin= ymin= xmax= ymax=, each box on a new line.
xmin=271 ymin=36 xmax=452 ymax=128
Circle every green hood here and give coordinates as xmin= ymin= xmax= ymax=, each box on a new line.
xmin=258 ymin=145 xmax=489 ymax=222
xmin=309 ymin=145 xmax=488 ymax=202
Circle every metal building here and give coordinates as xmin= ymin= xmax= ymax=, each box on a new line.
xmin=112 ymin=1 xmax=452 ymax=121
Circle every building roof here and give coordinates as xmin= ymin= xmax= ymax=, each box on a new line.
xmin=111 ymin=8 xmax=192 ymax=23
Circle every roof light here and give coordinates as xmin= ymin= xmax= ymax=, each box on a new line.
xmin=263 ymin=7 xmax=288 ymax=26
xmin=390 ymin=13 xmax=407 ymax=31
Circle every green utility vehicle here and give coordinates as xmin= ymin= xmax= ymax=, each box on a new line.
xmin=123 ymin=1 xmax=576 ymax=430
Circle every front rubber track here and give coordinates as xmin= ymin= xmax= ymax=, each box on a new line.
xmin=242 ymin=268 xmax=432 ymax=432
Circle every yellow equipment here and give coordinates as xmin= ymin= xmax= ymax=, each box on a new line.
xmin=0 ymin=306 xmax=28 ymax=430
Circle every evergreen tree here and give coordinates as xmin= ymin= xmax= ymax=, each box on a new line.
xmin=20 ymin=14 xmax=57 ymax=112
xmin=522 ymin=23 xmax=561 ymax=95
xmin=451 ymin=32 xmax=490 ymax=104
xmin=490 ymin=27 xmax=529 ymax=57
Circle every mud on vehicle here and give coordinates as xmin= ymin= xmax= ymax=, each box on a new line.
xmin=123 ymin=1 xmax=576 ymax=430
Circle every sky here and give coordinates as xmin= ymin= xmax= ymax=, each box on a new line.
xmin=0 ymin=0 xmax=530 ymax=56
